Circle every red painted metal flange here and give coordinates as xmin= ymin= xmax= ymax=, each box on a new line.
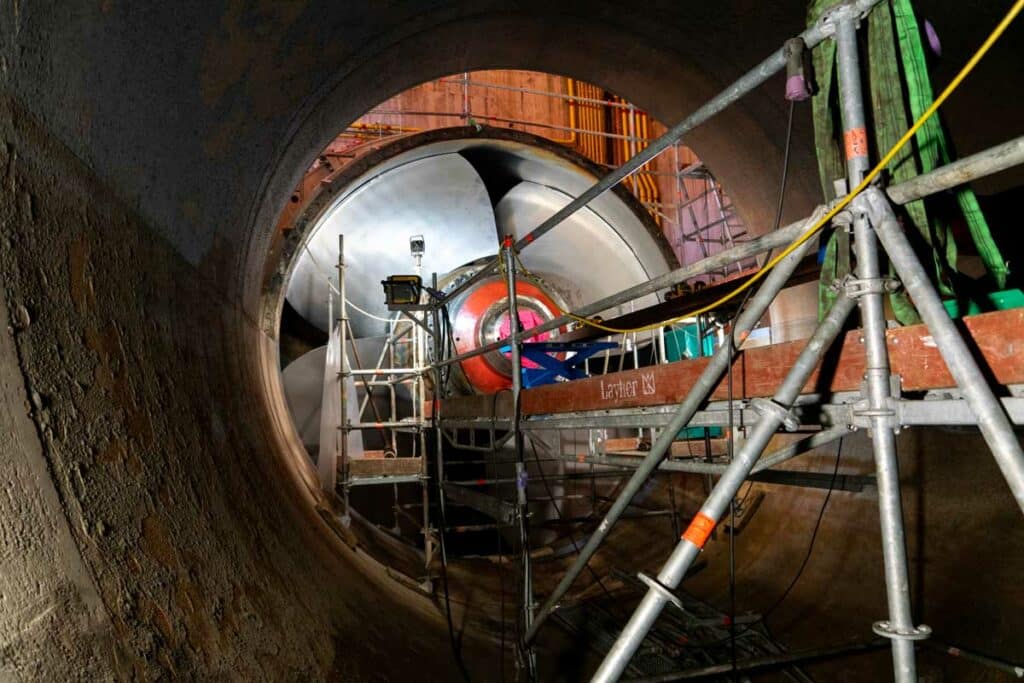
xmin=451 ymin=279 xmax=563 ymax=394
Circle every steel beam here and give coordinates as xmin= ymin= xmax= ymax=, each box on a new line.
xmin=509 ymin=0 xmax=882 ymax=252
xmin=895 ymin=397 xmax=1024 ymax=426
xmin=442 ymin=482 xmax=517 ymax=525
xmin=435 ymin=0 xmax=886 ymax=309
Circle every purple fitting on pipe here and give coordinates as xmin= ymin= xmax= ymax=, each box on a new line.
xmin=786 ymin=74 xmax=811 ymax=101
xmin=783 ymin=37 xmax=811 ymax=101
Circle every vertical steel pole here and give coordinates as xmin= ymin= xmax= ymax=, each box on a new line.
xmin=504 ymin=241 xmax=536 ymax=678
xmin=852 ymin=210 xmax=921 ymax=680
xmin=423 ymin=275 xmax=442 ymax=581
xmin=592 ymin=293 xmax=858 ymax=682
xmin=336 ymin=237 xmax=349 ymax=508
xmin=418 ymin=276 xmax=432 ymax=585
xmin=835 ymin=10 xmax=919 ymax=680
xmin=322 ymin=283 xmax=337 ymax=490
xmin=834 ymin=13 xmax=870 ymax=184
xmin=864 ymin=190 xmax=1024 ymax=511
xmin=429 ymin=273 xmax=448 ymax=593
xmin=324 ymin=275 xmax=337 ymax=491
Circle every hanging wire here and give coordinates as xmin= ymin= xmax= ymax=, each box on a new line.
xmin=760 ymin=438 xmax=846 ymax=626
xmin=431 ymin=380 xmax=472 ymax=682
xmin=725 ymin=96 xmax=796 ymax=676
xmin=529 ymin=439 xmax=620 ymax=607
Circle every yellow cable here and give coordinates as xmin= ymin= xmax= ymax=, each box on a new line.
xmin=566 ymin=0 xmax=1024 ymax=335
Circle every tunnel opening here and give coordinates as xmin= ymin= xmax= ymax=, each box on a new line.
xmin=264 ymin=71 xmax=756 ymax=567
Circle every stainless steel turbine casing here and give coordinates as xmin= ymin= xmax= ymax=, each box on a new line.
xmin=284 ymin=128 xmax=677 ymax=343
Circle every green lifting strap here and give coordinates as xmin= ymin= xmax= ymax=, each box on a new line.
xmin=809 ymin=0 xmax=1009 ymax=324
xmin=867 ymin=0 xmax=947 ymax=325
xmin=891 ymin=0 xmax=1008 ymax=289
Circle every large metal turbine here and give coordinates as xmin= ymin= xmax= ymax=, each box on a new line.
xmin=284 ymin=129 xmax=676 ymax=402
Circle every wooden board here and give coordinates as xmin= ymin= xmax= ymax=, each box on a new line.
xmin=440 ymin=309 xmax=1024 ymax=419
xmin=347 ymin=457 xmax=424 ymax=477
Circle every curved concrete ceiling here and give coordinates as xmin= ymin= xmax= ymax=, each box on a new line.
xmin=1 ymin=2 xmax=1022 ymax=680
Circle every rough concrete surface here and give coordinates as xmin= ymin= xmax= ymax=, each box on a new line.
xmin=0 ymin=96 xmax=461 ymax=680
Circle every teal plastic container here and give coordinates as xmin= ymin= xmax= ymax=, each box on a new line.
xmin=663 ymin=324 xmax=721 ymax=439
xmin=663 ymin=324 xmax=715 ymax=362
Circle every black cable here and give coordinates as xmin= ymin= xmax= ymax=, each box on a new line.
xmin=770 ymin=100 xmax=797 ymax=256
xmin=439 ymin=304 xmax=457 ymax=393
xmin=760 ymin=437 xmax=845 ymax=625
xmin=528 ymin=439 xmax=619 ymax=607
xmin=723 ymin=98 xmax=797 ymax=679
xmin=432 ymin=387 xmax=472 ymax=682
xmin=496 ymin=508 xmax=507 ymax=682
xmin=630 ymin=98 xmax=797 ymax=671
xmin=435 ymin=506 xmax=470 ymax=683
xmin=726 ymin=333 xmax=738 ymax=679
xmin=735 ymin=480 xmax=756 ymax=510
xmin=492 ymin=388 xmax=536 ymax=678
xmin=668 ymin=472 xmax=681 ymax=538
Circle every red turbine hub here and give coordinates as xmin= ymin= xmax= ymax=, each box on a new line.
xmin=451 ymin=278 xmax=564 ymax=394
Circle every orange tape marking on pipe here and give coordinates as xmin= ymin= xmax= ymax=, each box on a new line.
xmin=682 ymin=511 xmax=716 ymax=548
xmin=844 ymin=127 xmax=868 ymax=160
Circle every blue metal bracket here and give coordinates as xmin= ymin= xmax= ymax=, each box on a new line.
xmin=501 ymin=341 xmax=619 ymax=388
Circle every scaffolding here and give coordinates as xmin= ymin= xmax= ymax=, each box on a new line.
xmin=670 ymin=161 xmax=753 ymax=280
xmin=323 ymin=235 xmax=435 ymax=589
xmin=300 ymin=2 xmax=1024 ymax=678
xmin=416 ymin=0 xmax=1024 ymax=679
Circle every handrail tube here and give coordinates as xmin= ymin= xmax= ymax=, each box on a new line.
xmin=886 ymin=134 xmax=1024 ymax=205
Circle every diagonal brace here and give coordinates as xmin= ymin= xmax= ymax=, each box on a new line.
xmin=861 ymin=188 xmax=1024 ymax=514
xmin=591 ymin=292 xmax=858 ymax=682
xmin=522 ymin=211 xmax=825 ymax=646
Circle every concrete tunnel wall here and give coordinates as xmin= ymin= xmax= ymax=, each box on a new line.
xmin=0 ymin=1 xmax=1021 ymax=679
